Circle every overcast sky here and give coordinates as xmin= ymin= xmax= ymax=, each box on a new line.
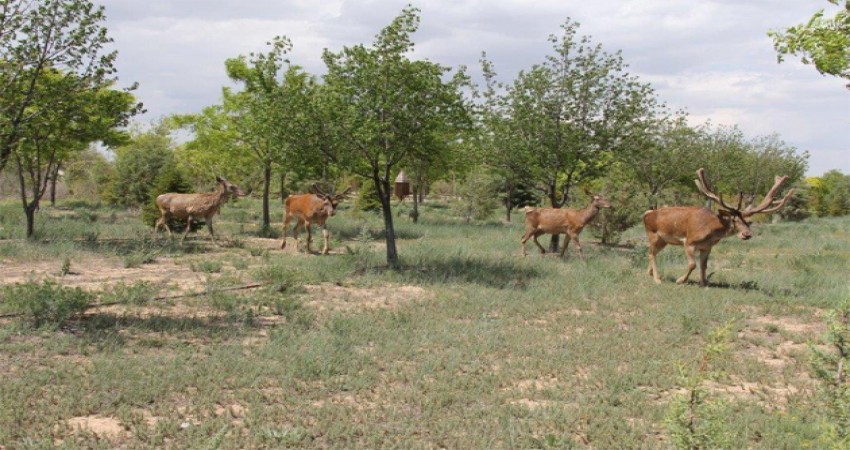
xmin=99 ymin=0 xmax=849 ymax=176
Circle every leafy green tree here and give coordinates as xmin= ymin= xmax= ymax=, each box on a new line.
xmin=453 ymin=168 xmax=500 ymax=223
xmin=808 ymin=170 xmax=850 ymax=216
xmin=12 ymin=71 xmax=137 ymax=237
xmin=320 ymin=6 xmax=470 ymax=267
xmin=770 ymin=0 xmax=850 ymax=88
xmin=490 ymin=19 xmax=657 ymax=250
xmin=109 ymin=123 xmax=177 ymax=207
xmin=0 ymin=0 xmax=135 ymax=172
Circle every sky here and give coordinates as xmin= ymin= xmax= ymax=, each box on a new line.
xmin=99 ymin=0 xmax=849 ymax=176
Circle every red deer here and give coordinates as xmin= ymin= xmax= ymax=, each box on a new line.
xmin=643 ymin=168 xmax=793 ymax=286
xmin=154 ymin=176 xmax=246 ymax=244
xmin=521 ymin=190 xmax=612 ymax=258
xmin=280 ymin=184 xmax=351 ymax=255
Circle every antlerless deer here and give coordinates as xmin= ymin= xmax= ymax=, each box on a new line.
xmin=281 ymin=184 xmax=351 ymax=255
xmin=643 ymin=168 xmax=793 ymax=287
xmin=521 ymin=190 xmax=612 ymax=258
xmin=154 ymin=176 xmax=247 ymax=244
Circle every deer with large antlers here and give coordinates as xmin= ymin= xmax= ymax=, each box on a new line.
xmin=154 ymin=176 xmax=247 ymax=244
xmin=280 ymin=184 xmax=352 ymax=255
xmin=643 ymin=168 xmax=793 ymax=286
xmin=521 ymin=190 xmax=612 ymax=258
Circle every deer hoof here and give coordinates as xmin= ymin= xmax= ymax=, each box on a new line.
xmin=675 ymin=277 xmax=688 ymax=284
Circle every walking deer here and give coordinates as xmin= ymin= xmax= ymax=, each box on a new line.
xmin=643 ymin=168 xmax=793 ymax=286
xmin=154 ymin=176 xmax=247 ymax=244
xmin=521 ymin=190 xmax=612 ymax=258
xmin=280 ymin=184 xmax=351 ymax=255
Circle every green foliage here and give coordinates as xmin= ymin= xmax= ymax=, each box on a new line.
xmin=770 ymin=0 xmax=850 ymax=88
xmin=665 ymin=323 xmax=735 ymax=449
xmin=809 ymin=297 xmax=850 ymax=446
xmin=808 ymin=170 xmax=850 ymax=217
xmin=99 ymin=281 xmax=158 ymax=306
xmin=191 ymin=260 xmax=223 ymax=274
xmin=453 ymin=169 xmax=500 ymax=222
xmin=1 ymin=281 xmax=92 ymax=328
xmin=779 ymin=182 xmax=813 ymax=221
xmin=141 ymin=164 xmax=194 ymax=229
xmin=587 ymin=170 xmax=645 ymax=244
xmin=354 ymin=179 xmax=382 ymax=213
xmin=109 ymin=124 xmax=178 ymax=207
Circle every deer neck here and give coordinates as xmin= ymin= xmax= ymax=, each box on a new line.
xmin=577 ymin=203 xmax=600 ymax=226
xmin=215 ymin=185 xmax=231 ymax=207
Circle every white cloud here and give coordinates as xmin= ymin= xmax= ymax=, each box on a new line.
xmin=98 ymin=0 xmax=848 ymax=176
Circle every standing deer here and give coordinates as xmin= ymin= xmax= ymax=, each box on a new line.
xmin=154 ymin=176 xmax=247 ymax=244
xmin=280 ymin=184 xmax=351 ymax=255
xmin=643 ymin=168 xmax=793 ymax=286
xmin=521 ymin=190 xmax=612 ymax=258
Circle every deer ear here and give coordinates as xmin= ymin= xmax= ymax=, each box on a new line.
xmin=583 ymin=187 xmax=593 ymax=196
xmin=216 ymin=176 xmax=224 ymax=183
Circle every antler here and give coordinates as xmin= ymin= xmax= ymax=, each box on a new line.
xmin=694 ymin=168 xmax=739 ymax=212
xmin=310 ymin=183 xmax=328 ymax=197
xmin=334 ymin=187 xmax=353 ymax=200
xmin=743 ymin=175 xmax=793 ymax=217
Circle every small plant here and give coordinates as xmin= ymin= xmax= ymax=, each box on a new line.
xmin=665 ymin=322 xmax=734 ymax=449
xmin=191 ymin=260 xmax=223 ymax=273
xmin=809 ymin=297 xmax=850 ymax=446
xmin=1 ymin=281 xmax=93 ymax=328
xmin=59 ymin=257 xmax=72 ymax=276
xmin=100 ymin=281 xmax=158 ymax=306
xmin=123 ymin=251 xmax=157 ymax=268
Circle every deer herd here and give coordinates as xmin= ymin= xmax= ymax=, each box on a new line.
xmin=154 ymin=168 xmax=793 ymax=288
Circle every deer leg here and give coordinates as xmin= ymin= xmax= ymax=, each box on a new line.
xmin=570 ymin=234 xmax=584 ymax=260
xmin=305 ymin=222 xmax=314 ymax=253
xmin=676 ymin=244 xmax=697 ymax=284
xmin=207 ymin=218 xmax=217 ymax=244
xmin=160 ymin=214 xmax=175 ymax=241
xmin=531 ymin=231 xmax=547 ymax=256
xmin=698 ymin=248 xmax=712 ymax=287
xmin=181 ymin=217 xmax=195 ymax=244
xmin=646 ymin=232 xmax=666 ymax=283
xmin=321 ymin=224 xmax=330 ymax=255
xmin=280 ymin=213 xmax=291 ymax=249
xmin=292 ymin=219 xmax=303 ymax=251
xmin=520 ymin=229 xmax=534 ymax=256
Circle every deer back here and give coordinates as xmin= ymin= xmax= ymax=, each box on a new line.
xmin=644 ymin=206 xmax=737 ymax=245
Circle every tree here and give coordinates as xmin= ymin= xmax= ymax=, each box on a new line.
xmin=492 ymin=19 xmax=657 ymax=250
xmin=0 ymin=0 xmax=134 ymax=172
xmin=12 ymin=70 xmax=137 ymax=237
xmin=109 ymin=123 xmax=177 ymax=207
xmin=769 ymin=0 xmax=850 ymax=88
xmin=320 ymin=6 xmax=470 ymax=267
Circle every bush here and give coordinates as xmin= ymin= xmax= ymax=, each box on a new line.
xmin=453 ymin=169 xmax=500 ymax=222
xmin=1 ymin=281 xmax=93 ymax=328
xmin=354 ymin=179 xmax=382 ymax=213
xmin=142 ymin=165 xmax=194 ymax=230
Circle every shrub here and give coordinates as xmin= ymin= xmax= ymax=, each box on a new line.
xmin=354 ymin=178 xmax=382 ymax=213
xmin=141 ymin=165 xmax=194 ymax=229
xmin=453 ymin=169 xmax=500 ymax=222
xmin=1 ymin=281 xmax=93 ymax=328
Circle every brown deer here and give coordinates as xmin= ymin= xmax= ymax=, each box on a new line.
xmin=643 ymin=168 xmax=793 ymax=286
xmin=154 ymin=176 xmax=247 ymax=244
xmin=521 ymin=190 xmax=612 ymax=258
xmin=280 ymin=184 xmax=351 ymax=255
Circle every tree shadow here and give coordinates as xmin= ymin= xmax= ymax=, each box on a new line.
xmin=392 ymin=256 xmax=543 ymax=289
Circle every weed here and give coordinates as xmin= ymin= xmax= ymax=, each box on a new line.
xmin=809 ymin=297 xmax=850 ymax=446
xmin=191 ymin=260 xmax=222 ymax=273
xmin=59 ymin=257 xmax=72 ymax=276
xmin=0 ymin=281 xmax=93 ymax=328
xmin=665 ymin=322 xmax=735 ymax=449
xmin=100 ymin=281 xmax=159 ymax=306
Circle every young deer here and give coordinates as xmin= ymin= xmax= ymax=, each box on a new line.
xmin=643 ymin=168 xmax=793 ymax=286
xmin=154 ymin=176 xmax=246 ymax=244
xmin=280 ymin=184 xmax=351 ymax=255
xmin=521 ymin=190 xmax=612 ymax=258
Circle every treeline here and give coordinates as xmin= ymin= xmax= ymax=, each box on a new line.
xmin=0 ymin=2 xmax=827 ymax=266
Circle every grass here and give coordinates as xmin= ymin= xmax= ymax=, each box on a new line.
xmin=0 ymin=197 xmax=849 ymax=448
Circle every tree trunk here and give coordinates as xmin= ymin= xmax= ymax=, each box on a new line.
xmin=49 ymin=164 xmax=60 ymax=206
xmin=262 ymin=164 xmax=271 ymax=232
xmin=411 ymin=185 xmax=420 ymax=223
xmin=25 ymin=203 xmax=37 ymax=238
xmin=505 ymin=182 xmax=514 ymax=222
xmin=279 ymin=172 xmax=287 ymax=202
xmin=548 ymin=184 xmax=560 ymax=253
xmin=375 ymin=176 xmax=399 ymax=268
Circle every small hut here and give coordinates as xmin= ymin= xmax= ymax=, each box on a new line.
xmin=394 ymin=170 xmax=411 ymax=201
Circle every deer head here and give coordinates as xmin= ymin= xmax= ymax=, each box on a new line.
xmin=216 ymin=176 xmax=247 ymax=198
xmin=583 ymin=188 xmax=612 ymax=209
xmin=310 ymin=184 xmax=353 ymax=217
